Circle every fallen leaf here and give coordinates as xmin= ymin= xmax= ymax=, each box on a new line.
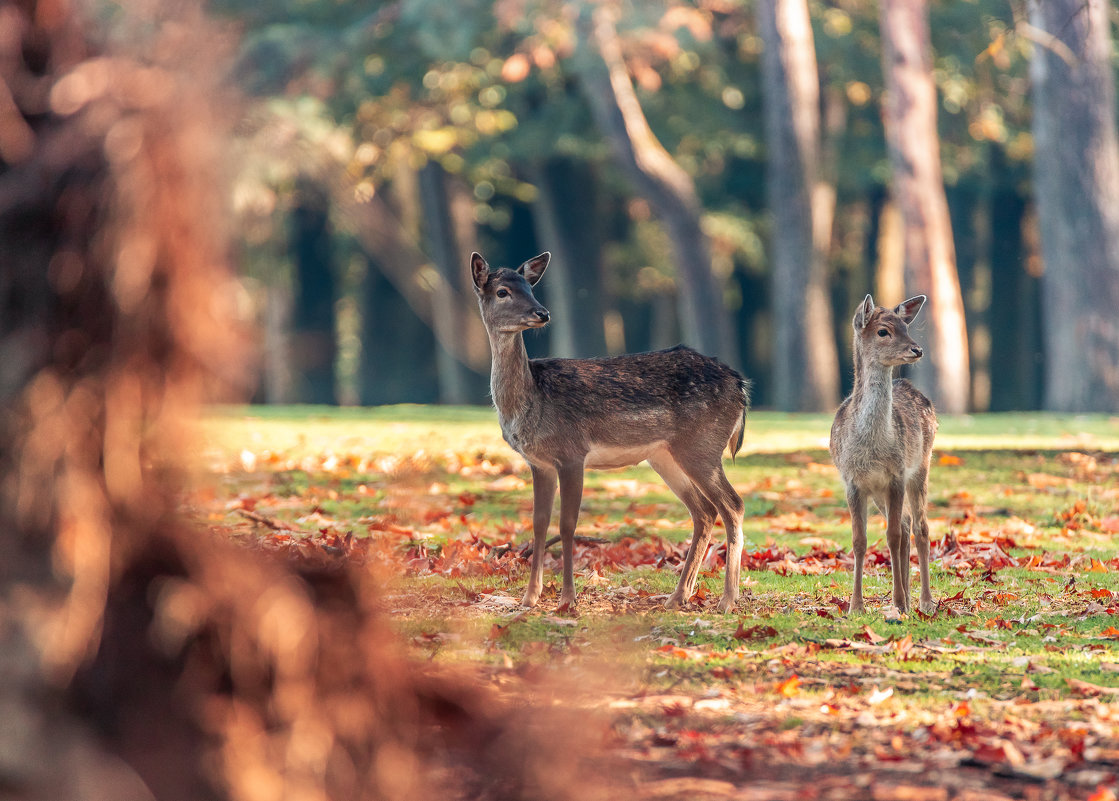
xmin=938 ymin=454 xmax=963 ymax=466
xmin=859 ymin=625 xmax=887 ymax=644
xmin=1067 ymin=678 xmax=1119 ymax=696
xmin=734 ymin=622 xmax=778 ymax=641
xmin=867 ymin=687 xmax=894 ymax=705
xmin=775 ymin=675 xmax=800 ymax=698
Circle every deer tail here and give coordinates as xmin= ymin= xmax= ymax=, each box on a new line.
xmin=728 ymin=376 xmax=751 ymax=462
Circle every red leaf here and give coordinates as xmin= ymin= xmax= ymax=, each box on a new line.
xmin=734 ymin=622 xmax=778 ymax=641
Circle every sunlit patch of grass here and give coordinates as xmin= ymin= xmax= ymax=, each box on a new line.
xmin=195 ymin=405 xmax=1119 ymax=711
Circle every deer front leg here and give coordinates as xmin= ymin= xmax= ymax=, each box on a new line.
xmin=556 ymin=462 xmax=585 ymax=610
xmin=909 ymin=473 xmax=936 ymax=615
xmin=522 ymin=464 xmax=557 ymax=608
xmin=885 ymin=480 xmax=908 ymax=614
xmin=847 ymin=485 xmax=867 ymax=614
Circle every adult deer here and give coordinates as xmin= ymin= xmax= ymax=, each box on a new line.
xmin=471 ymin=252 xmax=750 ymax=613
xmin=830 ymin=294 xmax=938 ymax=618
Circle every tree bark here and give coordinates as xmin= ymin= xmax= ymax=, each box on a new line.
xmin=759 ymin=0 xmax=840 ymax=411
xmin=879 ymin=0 xmax=970 ymax=413
xmin=529 ymin=157 xmax=608 ymax=358
xmin=1029 ymin=0 xmax=1119 ymax=412
xmin=575 ymin=6 xmax=737 ymax=368
xmin=337 ymin=186 xmax=490 ymax=374
xmin=290 ymin=176 xmax=338 ymax=404
xmin=418 ymin=161 xmax=476 ymax=404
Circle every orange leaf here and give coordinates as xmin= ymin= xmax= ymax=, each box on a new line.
xmin=859 ymin=625 xmax=886 ymax=644
xmin=1088 ymin=558 xmax=1109 ymax=574
xmin=1088 ymin=787 xmax=1117 ymax=801
xmin=953 ymin=700 xmax=971 ymax=718
xmin=938 ymin=454 xmax=963 ymax=466
xmin=1100 ymin=626 xmax=1119 ymax=638
xmin=775 ymin=675 xmax=800 ymax=698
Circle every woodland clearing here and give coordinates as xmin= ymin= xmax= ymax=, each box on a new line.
xmin=190 ymin=407 xmax=1119 ymax=800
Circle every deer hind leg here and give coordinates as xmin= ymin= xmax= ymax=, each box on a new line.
xmin=649 ymin=452 xmax=717 ymax=610
xmin=556 ymin=461 xmax=585 ymax=610
xmin=908 ymin=469 xmax=936 ymax=615
xmin=522 ymin=464 xmax=557 ymax=608
xmin=676 ymin=453 xmax=745 ymax=615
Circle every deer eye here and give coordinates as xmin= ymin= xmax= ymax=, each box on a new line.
xmin=877 ymin=328 xmax=889 ymax=337
xmin=496 ymin=288 xmax=510 ymax=299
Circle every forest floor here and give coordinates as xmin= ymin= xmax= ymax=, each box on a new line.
xmin=188 ymin=406 xmax=1119 ymax=800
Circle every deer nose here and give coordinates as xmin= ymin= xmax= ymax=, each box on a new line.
xmin=910 ymin=345 xmax=923 ymax=358
xmin=534 ymin=308 xmax=550 ymax=323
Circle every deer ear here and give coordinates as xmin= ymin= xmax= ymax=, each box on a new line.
xmin=895 ymin=295 xmax=926 ymax=324
xmin=470 ymin=252 xmax=489 ymax=292
xmin=854 ymin=294 xmax=875 ymax=330
xmin=517 ymin=252 xmax=550 ymax=286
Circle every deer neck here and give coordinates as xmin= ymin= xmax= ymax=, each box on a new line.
xmin=852 ymin=348 xmax=896 ymax=437
xmin=487 ymin=330 xmax=537 ymax=423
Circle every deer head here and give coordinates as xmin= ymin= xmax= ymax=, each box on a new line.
xmin=471 ymin=252 xmax=551 ymax=335
xmin=853 ymin=294 xmax=926 ymax=367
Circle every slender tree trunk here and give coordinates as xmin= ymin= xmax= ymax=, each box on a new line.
xmin=988 ymin=173 xmax=1039 ymax=410
xmin=337 ymin=187 xmax=489 ymax=373
xmin=360 ymin=258 xmax=439 ymax=404
xmin=290 ymin=176 xmax=338 ymax=404
xmin=575 ymin=6 xmax=737 ymax=368
xmin=880 ymin=0 xmax=970 ymax=413
xmin=759 ymin=0 xmax=839 ymax=411
xmin=1029 ymin=0 xmax=1119 ymax=412
xmin=418 ymin=161 xmax=474 ymax=404
xmin=530 ymin=157 xmax=608 ymax=358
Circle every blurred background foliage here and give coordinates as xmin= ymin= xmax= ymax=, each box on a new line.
xmin=202 ymin=0 xmax=1107 ymax=411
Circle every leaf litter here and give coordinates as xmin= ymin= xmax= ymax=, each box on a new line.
xmin=191 ymin=439 xmax=1119 ymax=799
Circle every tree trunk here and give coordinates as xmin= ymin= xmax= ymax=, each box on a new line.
xmin=1029 ymin=0 xmax=1119 ymax=412
xmin=418 ymin=161 xmax=475 ymax=404
xmin=529 ymin=157 xmax=608 ymax=358
xmin=337 ymin=186 xmax=490 ymax=374
xmin=879 ymin=0 xmax=970 ymax=413
xmin=290 ymin=176 xmax=338 ymax=404
xmin=988 ymin=174 xmax=1040 ymax=410
xmin=361 ymin=259 xmax=439 ymax=405
xmin=575 ymin=6 xmax=737 ymax=368
xmin=759 ymin=0 xmax=840 ymax=411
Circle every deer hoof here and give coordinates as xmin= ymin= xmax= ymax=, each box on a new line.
xmin=715 ymin=595 xmax=738 ymax=614
xmin=917 ymin=599 xmax=938 ymax=616
xmin=848 ymin=601 xmax=865 ymax=616
xmin=557 ymin=591 xmax=577 ymax=611
xmin=521 ymin=590 xmax=541 ymax=608
xmin=663 ymin=593 xmax=685 ymax=610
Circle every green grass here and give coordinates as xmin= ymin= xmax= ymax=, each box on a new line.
xmin=198 ymin=404 xmax=1119 ymax=461
xmin=194 ymin=404 xmax=1119 ymax=712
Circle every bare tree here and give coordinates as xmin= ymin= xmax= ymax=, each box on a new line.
xmin=419 ymin=160 xmax=479 ymax=403
xmin=879 ymin=0 xmax=970 ymax=414
xmin=758 ymin=0 xmax=840 ymax=411
xmin=530 ymin=157 xmax=608 ymax=359
xmin=1029 ymin=0 xmax=1119 ymax=412
xmin=575 ymin=5 xmax=737 ymax=368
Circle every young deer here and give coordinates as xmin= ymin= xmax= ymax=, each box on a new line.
xmin=471 ymin=252 xmax=750 ymax=613
xmin=830 ymin=294 xmax=938 ymax=617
